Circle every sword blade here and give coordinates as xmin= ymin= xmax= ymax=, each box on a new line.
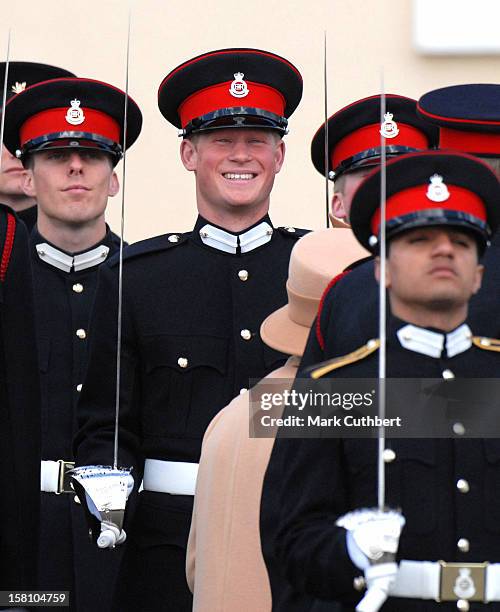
xmin=114 ymin=6 xmax=131 ymax=470
xmin=323 ymin=30 xmax=330 ymax=228
xmin=0 ymin=29 xmax=12 ymax=172
xmin=377 ymin=72 xmax=387 ymax=511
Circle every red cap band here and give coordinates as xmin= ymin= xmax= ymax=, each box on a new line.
xmin=332 ymin=123 xmax=429 ymax=169
xmin=20 ymin=107 xmax=121 ymax=148
xmin=178 ymin=80 xmax=285 ymax=128
xmin=439 ymin=127 xmax=500 ymax=155
xmin=370 ymin=184 xmax=487 ymax=235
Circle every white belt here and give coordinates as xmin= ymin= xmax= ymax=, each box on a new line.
xmin=142 ymin=459 xmax=198 ymax=496
xmin=389 ymin=559 xmax=500 ymax=601
xmin=40 ymin=459 xmax=74 ymax=494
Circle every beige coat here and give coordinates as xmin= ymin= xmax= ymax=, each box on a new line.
xmin=186 ymin=357 xmax=299 ymax=611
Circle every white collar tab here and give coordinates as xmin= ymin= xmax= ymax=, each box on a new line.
xmin=199 ymin=221 xmax=273 ymax=254
xmin=397 ymin=323 xmax=472 ymax=358
xmin=36 ymin=242 xmax=110 ymax=273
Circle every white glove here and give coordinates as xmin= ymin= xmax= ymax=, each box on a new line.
xmin=97 ymin=520 xmax=127 ymax=549
xmin=70 ymin=466 xmax=133 ymax=549
xmin=337 ymin=508 xmax=405 ymax=612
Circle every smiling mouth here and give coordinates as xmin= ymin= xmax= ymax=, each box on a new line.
xmin=222 ymin=173 xmax=256 ymax=180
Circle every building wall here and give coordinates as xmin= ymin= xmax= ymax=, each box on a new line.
xmin=2 ymin=0 xmax=500 ymax=240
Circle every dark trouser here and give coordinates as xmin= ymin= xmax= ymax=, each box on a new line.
xmin=113 ymin=490 xmax=193 ymax=612
xmin=39 ymin=493 xmax=123 ymax=611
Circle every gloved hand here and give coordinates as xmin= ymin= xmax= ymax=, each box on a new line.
xmin=98 ymin=520 xmax=127 ymax=549
xmin=337 ymin=508 xmax=405 ymax=612
xmin=70 ymin=465 xmax=134 ymax=549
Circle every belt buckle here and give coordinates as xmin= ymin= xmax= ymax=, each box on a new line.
xmin=438 ymin=560 xmax=488 ymax=603
xmin=57 ymin=460 xmax=75 ymax=494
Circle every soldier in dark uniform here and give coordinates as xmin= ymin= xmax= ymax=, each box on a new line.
xmin=73 ymin=48 xmax=306 ymax=611
xmin=261 ymin=151 xmax=500 ymax=611
xmin=3 ymin=77 xmax=142 ymax=611
xmin=310 ymin=94 xmax=437 ymax=226
xmin=301 ymin=84 xmax=500 ymax=369
xmin=0 ymin=62 xmax=75 ymax=231
xmin=0 ymin=204 xmax=40 ymax=606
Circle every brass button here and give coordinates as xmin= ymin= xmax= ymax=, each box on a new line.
xmin=76 ymin=384 xmax=83 ymax=393
xmin=238 ymin=269 xmax=249 ymax=281
xmin=240 ymin=329 xmax=252 ymax=341
xmin=239 ymin=388 xmax=248 ymax=395
xmin=177 ymin=357 xmax=188 ymax=369
xmin=456 ymin=478 xmax=470 ymax=494
xmin=442 ymin=369 xmax=455 ymax=379
xmin=72 ymin=283 xmax=83 ymax=293
xmin=168 ymin=234 xmax=180 ymax=243
xmin=453 ymin=422 xmax=466 ymax=436
xmin=76 ymin=328 xmax=86 ymax=339
xmin=383 ymin=448 xmax=396 ymax=463
xmin=353 ymin=576 xmax=366 ymax=591
xmin=457 ymin=538 xmax=469 ymax=553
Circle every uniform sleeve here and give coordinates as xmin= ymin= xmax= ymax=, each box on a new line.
xmin=0 ymin=211 xmax=41 ymax=590
xmin=261 ymin=434 xmax=361 ymax=603
xmin=73 ymin=262 xmax=141 ymax=476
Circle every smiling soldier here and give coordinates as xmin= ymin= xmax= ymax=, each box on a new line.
xmin=4 ymin=77 xmax=142 ymax=611
xmin=73 ymin=48 xmax=306 ymax=611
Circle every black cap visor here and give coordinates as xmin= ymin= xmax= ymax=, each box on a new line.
xmin=370 ymin=210 xmax=490 ymax=254
xmin=19 ymin=132 xmax=123 ymax=164
xmin=333 ymin=145 xmax=423 ymax=180
xmin=182 ymin=107 xmax=288 ymax=136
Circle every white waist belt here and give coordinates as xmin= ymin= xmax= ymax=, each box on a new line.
xmin=143 ymin=459 xmax=198 ymax=496
xmin=390 ymin=560 xmax=500 ymax=601
xmin=40 ymin=459 xmax=74 ymax=493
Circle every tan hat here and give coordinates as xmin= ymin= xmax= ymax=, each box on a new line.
xmin=260 ymin=228 xmax=369 ymax=356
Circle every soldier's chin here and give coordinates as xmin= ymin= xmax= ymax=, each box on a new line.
xmin=427 ymin=294 xmax=466 ymax=312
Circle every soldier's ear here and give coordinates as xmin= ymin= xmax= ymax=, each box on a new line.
xmin=180 ymin=138 xmax=197 ymax=172
xmin=331 ymin=192 xmax=347 ymax=220
xmin=273 ymin=139 xmax=285 ymax=173
xmin=23 ymin=169 xmax=36 ymax=198
xmin=108 ymin=171 xmax=120 ymax=197
xmin=472 ymin=264 xmax=484 ymax=295
xmin=374 ymin=256 xmax=390 ymax=288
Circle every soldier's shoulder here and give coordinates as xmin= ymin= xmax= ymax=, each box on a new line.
xmin=276 ymin=226 xmax=310 ymax=239
xmin=303 ymin=339 xmax=380 ymax=379
xmin=108 ymin=232 xmax=189 ymax=267
xmin=472 ymin=336 xmax=500 ymax=353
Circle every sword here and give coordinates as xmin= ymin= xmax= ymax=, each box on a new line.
xmin=114 ymin=3 xmax=132 ymax=470
xmin=0 ymin=29 xmax=12 ymax=172
xmin=323 ymin=31 xmax=330 ymax=228
xmin=70 ymin=6 xmax=133 ymax=549
xmin=377 ymin=72 xmax=387 ymax=511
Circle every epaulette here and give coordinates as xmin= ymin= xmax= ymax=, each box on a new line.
xmin=472 ymin=336 xmax=500 ymax=352
xmin=306 ymin=339 xmax=380 ymax=379
xmin=276 ymin=226 xmax=310 ymax=239
xmin=108 ymin=232 xmax=188 ymax=267
xmin=316 ymin=270 xmax=352 ymax=350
